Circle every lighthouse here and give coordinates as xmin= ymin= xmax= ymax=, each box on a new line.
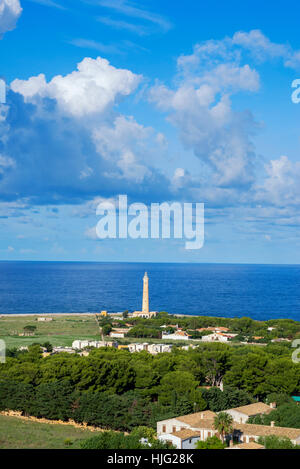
xmin=132 ymin=272 xmax=158 ymax=319
xmin=142 ymin=272 xmax=149 ymax=315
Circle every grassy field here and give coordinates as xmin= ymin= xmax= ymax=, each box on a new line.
xmin=0 ymin=314 xmax=251 ymax=349
xmin=0 ymin=414 xmax=97 ymax=449
xmin=0 ymin=315 xmax=102 ymax=348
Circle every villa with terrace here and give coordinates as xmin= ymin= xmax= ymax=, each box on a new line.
xmin=157 ymin=403 xmax=300 ymax=449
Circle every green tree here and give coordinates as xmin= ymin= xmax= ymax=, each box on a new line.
xmin=42 ymin=342 xmax=53 ymax=352
xmin=258 ymin=435 xmax=298 ymax=449
xmin=196 ymin=436 xmax=226 ymax=449
xmin=213 ymin=412 xmax=233 ymax=444
xmin=158 ymin=371 xmax=198 ymax=406
xmin=102 ymin=324 xmax=112 ymax=336
xmin=131 ymin=426 xmax=156 ymax=440
xmin=23 ymin=325 xmax=36 ymax=333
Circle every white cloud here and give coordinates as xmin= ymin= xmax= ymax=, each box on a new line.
xmin=93 ymin=115 xmax=153 ymax=182
xmin=0 ymin=153 xmax=15 ymax=174
xmin=28 ymin=0 xmax=65 ymax=9
xmin=2 ymin=57 xmax=171 ymax=204
xmin=0 ymin=0 xmax=22 ymax=36
xmin=68 ymin=38 xmax=121 ymax=55
xmin=232 ymin=29 xmax=300 ymax=71
xmin=97 ymin=16 xmax=147 ymax=36
xmin=84 ymin=226 xmax=98 ymax=240
xmin=97 ymin=0 xmax=172 ymax=33
xmin=255 ymin=156 xmax=300 ymax=206
xmin=150 ymin=43 xmax=260 ymax=187
xmin=232 ymin=30 xmax=288 ymax=61
xmin=11 ymin=57 xmax=142 ymax=117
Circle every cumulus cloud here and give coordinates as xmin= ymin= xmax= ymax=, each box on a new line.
xmin=1 ymin=57 xmax=172 ymax=205
xmin=232 ymin=29 xmax=300 ymax=71
xmin=92 ymin=115 xmax=153 ymax=183
xmin=232 ymin=30 xmax=288 ymax=61
xmin=0 ymin=0 xmax=22 ymax=36
xmin=150 ymin=37 xmax=260 ymax=188
xmin=3 ymin=28 xmax=300 ymax=235
xmin=11 ymin=57 xmax=142 ymax=117
xmin=255 ymin=156 xmax=300 ymax=207
xmin=149 ymin=29 xmax=300 ymax=206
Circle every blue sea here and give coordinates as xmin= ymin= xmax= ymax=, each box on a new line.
xmin=0 ymin=261 xmax=300 ymax=321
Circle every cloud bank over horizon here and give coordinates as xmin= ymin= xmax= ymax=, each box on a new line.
xmin=2 ymin=30 xmax=300 ymax=215
xmin=1 ymin=6 xmax=300 ymax=261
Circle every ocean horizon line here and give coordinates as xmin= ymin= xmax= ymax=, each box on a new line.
xmin=1 ymin=259 xmax=300 ymax=267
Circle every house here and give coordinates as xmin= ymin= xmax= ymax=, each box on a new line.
xmin=201 ymin=332 xmax=237 ymax=343
xmin=161 ymin=330 xmax=191 ymax=340
xmin=37 ymin=317 xmax=53 ymax=322
xmin=128 ymin=343 xmax=173 ymax=354
xmin=157 ymin=411 xmax=217 ymax=436
xmin=222 ymin=402 xmax=275 ymax=423
xmin=148 ymin=343 xmax=173 ymax=354
xmin=128 ymin=342 xmax=149 ymax=353
xmin=233 ymin=421 xmax=300 ymax=445
xmin=157 ymin=406 xmax=300 ymax=448
xmin=159 ymin=429 xmax=200 ymax=449
xmin=271 ymin=338 xmax=291 ymax=343
xmin=227 ymin=442 xmax=264 ymax=450
xmin=109 ymin=328 xmax=131 ymax=338
xmin=181 ymin=344 xmax=198 ymax=351
xmin=72 ymin=339 xmax=117 ymax=350
xmin=52 ymin=346 xmax=75 ymax=354
xmin=215 ymin=327 xmax=230 ymax=332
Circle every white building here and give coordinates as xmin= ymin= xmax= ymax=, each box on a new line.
xmin=128 ymin=343 xmax=173 ymax=354
xmin=109 ymin=328 xmax=131 ymax=339
xmin=148 ymin=343 xmax=173 ymax=354
xmin=132 ymin=311 xmax=158 ymax=319
xmin=52 ymin=346 xmax=75 ymax=354
xmin=157 ymin=404 xmax=300 ymax=448
xmin=201 ymin=332 xmax=237 ymax=343
xmin=181 ymin=344 xmax=197 ymax=351
xmin=128 ymin=343 xmax=149 ymax=353
xmin=37 ymin=317 xmax=53 ymax=322
xmin=161 ymin=330 xmax=191 ymax=341
xmin=72 ymin=339 xmax=117 ymax=350
xmin=159 ymin=429 xmax=200 ymax=449
xmin=110 ymin=331 xmax=125 ymax=338
xmin=222 ymin=402 xmax=274 ymax=424
xmin=157 ymin=411 xmax=217 ymax=449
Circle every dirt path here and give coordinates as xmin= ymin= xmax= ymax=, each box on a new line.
xmin=0 ymin=410 xmax=112 ymax=433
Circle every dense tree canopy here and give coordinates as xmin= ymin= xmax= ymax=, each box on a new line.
xmin=1 ymin=340 xmax=300 ymax=433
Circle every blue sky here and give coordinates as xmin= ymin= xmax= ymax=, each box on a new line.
xmin=1 ymin=0 xmax=300 ymax=263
